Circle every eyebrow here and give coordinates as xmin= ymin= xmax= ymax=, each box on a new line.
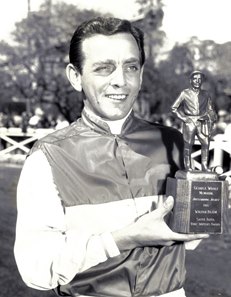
xmin=92 ymin=58 xmax=140 ymax=66
xmin=92 ymin=60 xmax=114 ymax=67
xmin=124 ymin=58 xmax=140 ymax=64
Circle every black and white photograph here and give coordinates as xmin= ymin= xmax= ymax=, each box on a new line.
xmin=0 ymin=1 xmax=231 ymax=297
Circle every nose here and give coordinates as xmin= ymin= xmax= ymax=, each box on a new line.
xmin=110 ymin=67 xmax=126 ymax=87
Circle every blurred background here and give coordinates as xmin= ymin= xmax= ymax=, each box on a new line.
xmin=0 ymin=0 xmax=231 ymax=131
xmin=0 ymin=1 xmax=231 ymax=297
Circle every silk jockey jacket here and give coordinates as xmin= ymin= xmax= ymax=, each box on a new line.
xmin=25 ymin=110 xmax=186 ymax=297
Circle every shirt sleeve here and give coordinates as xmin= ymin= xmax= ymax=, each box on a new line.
xmin=14 ymin=150 xmax=120 ymax=290
xmin=171 ymin=92 xmax=186 ymax=121
xmin=171 ymin=92 xmax=184 ymax=111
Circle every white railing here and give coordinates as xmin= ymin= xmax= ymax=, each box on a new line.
xmin=0 ymin=127 xmax=55 ymax=163
xmin=193 ymin=134 xmax=231 ymax=177
xmin=0 ymin=128 xmax=231 ymax=176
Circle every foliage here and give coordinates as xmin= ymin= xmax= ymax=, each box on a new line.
xmin=0 ymin=0 xmax=230 ymax=123
xmin=133 ymin=0 xmax=167 ymax=118
xmin=156 ymin=38 xmax=231 ymax=116
xmin=133 ymin=0 xmax=231 ymax=118
xmin=0 ymin=2 xmax=101 ymax=122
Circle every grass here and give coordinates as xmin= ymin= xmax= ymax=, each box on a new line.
xmin=0 ymin=164 xmax=54 ymax=297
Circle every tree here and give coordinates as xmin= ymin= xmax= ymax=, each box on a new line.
xmin=132 ymin=0 xmax=167 ymax=118
xmin=0 ymin=1 xmax=102 ymax=122
xmin=135 ymin=0 xmax=165 ymax=58
xmin=0 ymin=0 xmax=169 ymax=122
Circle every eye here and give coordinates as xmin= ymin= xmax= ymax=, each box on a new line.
xmin=125 ymin=64 xmax=140 ymax=73
xmin=94 ymin=64 xmax=115 ymax=75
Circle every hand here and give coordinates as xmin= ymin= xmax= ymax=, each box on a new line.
xmin=184 ymin=117 xmax=193 ymax=124
xmin=199 ymin=114 xmax=209 ymax=121
xmin=112 ymin=196 xmax=209 ymax=251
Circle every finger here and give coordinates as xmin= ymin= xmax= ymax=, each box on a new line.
xmin=157 ymin=240 xmax=175 ymax=246
xmin=173 ymin=232 xmax=209 ymax=242
xmin=156 ymin=196 xmax=174 ymax=217
xmin=163 ymin=196 xmax=174 ymax=211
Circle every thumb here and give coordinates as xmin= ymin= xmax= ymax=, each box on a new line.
xmin=161 ymin=196 xmax=174 ymax=215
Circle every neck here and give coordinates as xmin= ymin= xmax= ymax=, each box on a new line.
xmin=192 ymin=87 xmax=200 ymax=93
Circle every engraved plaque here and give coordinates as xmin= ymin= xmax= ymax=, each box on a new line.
xmin=189 ymin=181 xmax=221 ymax=233
xmin=166 ymin=172 xmax=228 ymax=234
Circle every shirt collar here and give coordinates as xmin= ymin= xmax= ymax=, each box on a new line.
xmin=81 ymin=107 xmax=133 ymax=135
xmin=190 ymin=87 xmax=200 ymax=94
xmin=104 ymin=111 xmax=132 ymax=135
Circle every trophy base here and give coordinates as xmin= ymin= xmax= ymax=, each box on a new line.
xmin=166 ymin=170 xmax=229 ymax=234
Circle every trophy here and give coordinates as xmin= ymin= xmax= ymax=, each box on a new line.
xmin=166 ymin=71 xmax=229 ymax=234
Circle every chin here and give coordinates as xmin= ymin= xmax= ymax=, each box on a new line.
xmin=102 ymin=110 xmax=128 ymax=121
xmin=111 ymin=112 xmax=129 ymax=120
xmin=106 ymin=115 xmax=123 ymax=121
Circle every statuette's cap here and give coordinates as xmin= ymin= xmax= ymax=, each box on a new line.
xmin=189 ymin=70 xmax=205 ymax=79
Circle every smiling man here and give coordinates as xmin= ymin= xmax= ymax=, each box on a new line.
xmin=14 ymin=17 xmax=208 ymax=297
xmin=67 ymin=33 xmax=143 ymax=121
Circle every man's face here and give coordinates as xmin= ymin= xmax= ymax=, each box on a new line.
xmin=77 ymin=33 xmax=143 ymax=120
xmin=190 ymin=73 xmax=203 ymax=90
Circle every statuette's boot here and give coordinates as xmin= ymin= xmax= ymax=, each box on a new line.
xmin=184 ymin=148 xmax=192 ymax=171
xmin=201 ymin=148 xmax=210 ymax=172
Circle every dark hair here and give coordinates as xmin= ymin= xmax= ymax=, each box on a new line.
xmin=69 ymin=17 xmax=145 ymax=74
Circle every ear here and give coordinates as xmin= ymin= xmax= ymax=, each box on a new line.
xmin=66 ymin=63 xmax=82 ymax=92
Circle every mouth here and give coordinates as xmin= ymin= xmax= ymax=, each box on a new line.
xmin=105 ymin=94 xmax=128 ymax=101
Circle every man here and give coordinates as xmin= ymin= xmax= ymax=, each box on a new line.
xmin=14 ymin=17 xmax=208 ymax=297
xmin=171 ymin=71 xmax=217 ymax=171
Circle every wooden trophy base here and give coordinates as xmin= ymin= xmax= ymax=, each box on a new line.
xmin=166 ymin=170 xmax=229 ymax=234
